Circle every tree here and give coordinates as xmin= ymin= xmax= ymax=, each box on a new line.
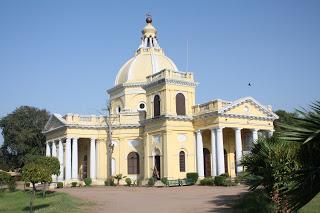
xmin=241 ymin=137 xmax=300 ymax=211
xmin=0 ymin=106 xmax=50 ymax=169
xmin=25 ymin=156 xmax=60 ymax=198
xmin=273 ymin=110 xmax=298 ymax=137
xmin=22 ymin=162 xmax=51 ymax=213
xmin=279 ymin=101 xmax=320 ymax=210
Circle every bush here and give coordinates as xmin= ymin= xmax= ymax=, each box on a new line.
xmin=214 ymin=175 xmax=227 ymax=186
xmin=57 ymin=182 xmax=63 ymax=188
xmin=223 ymin=178 xmax=236 ymax=186
xmin=161 ymin=177 xmax=168 ymax=186
xmin=220 ymin=173 xmax=229 ymax=178
xmin=186 ymin=172 xmax=198 ymax=184
xmin=104 ymin=178 xmax=115 ymax=186
xmin=200 ymin=177 xmax=214 ymax=186
xmin=8 ymin=178 xmax=16 ymax=192
xmin=0 ymin=171 xmax=11 ymax=190
xmin=84 ymin=178 xmax=92 ymax=186
xmin=71 ymin=182 xmax=77 ymax=187
xmin=125 ymin=178 xmax=132 ymax=186
xmin=147 ymin=177 xmax=155 ymax=187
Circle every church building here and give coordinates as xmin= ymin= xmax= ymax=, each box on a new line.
xmin=43 ymin=17 xmax=278 ymax=185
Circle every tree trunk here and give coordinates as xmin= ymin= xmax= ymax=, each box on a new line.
xmin=30 ymin=183 xmax=36 ymax=213
xmin=42 ymin=182 xmax=46 ymax=198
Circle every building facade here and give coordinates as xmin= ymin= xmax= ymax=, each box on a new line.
xmin=43 ymin=17 xmax=278 ymax=185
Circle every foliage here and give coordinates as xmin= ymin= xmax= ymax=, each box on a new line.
xmin=278 ymin=101 xmax=320 ymax=210
xmin=0 ymin=106 xmax=50 ymax=170
xmin=147 ymin=177 xmax=155 ymax=186
xmin=0 ymin=190 xmax=90 ymax=213
xmin=25 ymin=156 xmax=60 ymax=177
xmin=0 ymin=171 xmax=11 ymax=190
xmin=233 ymin=190 xmax=275 ymax=213
xmin=241 ymin=137 xmax=300 ymax=210
xmin=200 ymin=177 xmax=214 ymax=186
xmin=125 ymin=178 xmax=132 ymax=186
xmin=71 ymin=182 xmax=77 ymax=187
xmin=274 ymin=110 xmax=298 ymax=137
xmin=104 ymin=178 xmax=115 ymax=186
xmin=186 ymin=172 xmax=198 ymax=184
xmin=57 ymin=182 xmax=63 ymax=188
xmin=22 ymin=162 xmax=51 ymax=212
xmin=113 ymin=174 xmax=126 ymax=186
xmin=214 ymin=175 xmax=227 ymax=186
xmin=161 ymin=177 xmax=168 ymax=186
xmin=8 ymin=178 xmax=16 ymax=192
xmin=84 ymin=178 xmax=92 ymax=186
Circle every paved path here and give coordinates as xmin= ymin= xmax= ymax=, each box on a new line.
xmin=59 ymin=185 xmax=247 ymax=213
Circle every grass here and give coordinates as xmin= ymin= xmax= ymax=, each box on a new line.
xmin=233 ymin=190 xmax=275 ymax=213
xmin=299 ymin=193 xmax=320 ymax=213
xmin=0 ymin=189 xmax=91 ymax=213
xmin=233 ymin=190 xmax=320 ymax=213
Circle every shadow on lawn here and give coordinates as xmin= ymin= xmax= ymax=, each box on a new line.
xmin=22 ymin=204 xmax=50 ymax=212
xmin=207 ymin=192 xmax=247 ymax=212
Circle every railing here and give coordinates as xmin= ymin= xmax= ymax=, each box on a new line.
xmin=146 ymin=69 xmax=194 ymax=83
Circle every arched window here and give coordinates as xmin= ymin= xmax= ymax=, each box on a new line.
xmin=127 ymin=152 xmax=140 ymax=174
xmin=179 ymin=151 xmax=186 ymax=172
xmin=176 ymin=93 xmax=186 ymax=116
xmin=154 ymin=95 xmax=160 ymax=117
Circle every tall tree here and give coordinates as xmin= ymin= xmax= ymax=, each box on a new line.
xmin=273 ymin=109 xmax=298 ymax=137
xmin=0 ymin=106 xmax=50 ymax=170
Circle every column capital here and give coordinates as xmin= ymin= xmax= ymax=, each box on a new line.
xmin=251 ymin=128 xmax=259 ymax=132
xmin=233 ymin=127 xmax=242 ymax=131
xmin=90 ymin=137 xmax=96 ymax=142
xmin=72 ymin=137 xmax=79 ymax=141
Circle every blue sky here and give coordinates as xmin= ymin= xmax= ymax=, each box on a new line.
xmin=0 ymin=1 xmax=319 ymax=128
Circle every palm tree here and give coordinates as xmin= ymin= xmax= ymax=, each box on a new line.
xmin=279 ymin=101 xmax=320 ymax=210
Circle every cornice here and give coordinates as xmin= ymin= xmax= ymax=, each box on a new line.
xmin=143 ymin=78 xmax=198 ymax=90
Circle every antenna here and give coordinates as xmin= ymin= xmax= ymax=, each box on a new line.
xmin=186 ymin=40 xmax=189 ymax=71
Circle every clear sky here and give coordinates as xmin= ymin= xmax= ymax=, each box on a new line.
xmin=0 ymin=0 xmax=319 ymax=121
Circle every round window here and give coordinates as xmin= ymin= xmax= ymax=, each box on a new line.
xmin=139 ymin=103 xmax=145 ymax=110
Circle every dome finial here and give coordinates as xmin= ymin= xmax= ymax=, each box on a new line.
xmin=146 ymin=13 xmax=152 ymax=24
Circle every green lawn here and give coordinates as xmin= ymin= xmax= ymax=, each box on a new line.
xmin=0 ymin=190 xmax=91 ymax=213
xmin=233 ymin=191 xmax=320 ymax=213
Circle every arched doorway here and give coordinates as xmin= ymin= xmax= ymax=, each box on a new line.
xmin=203 ymin=148 xmax=211 ymax=177
xmin=224 ymin=149 xmax=228 ymax=175
xmin=153 ymin=149 xmax=161 ymax=180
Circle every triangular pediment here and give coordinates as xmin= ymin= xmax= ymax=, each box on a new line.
xmin=218 ymin=97 xmax=279 ymax=119
xmin=43 ymin=114 xmax=66 ymax=132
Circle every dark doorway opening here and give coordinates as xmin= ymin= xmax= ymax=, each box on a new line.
xmin=203 ymin=148 xmax=211 ymax=177
xmin=154 ymin=155 xmax=161 ymax=180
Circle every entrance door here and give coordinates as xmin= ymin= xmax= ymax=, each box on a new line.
xmin=155 ymin=155 xmax=161 ymax=180
xmin=81 ymin=155 xmax=88 ymax=180
xmin=203 ymin=148 xmax=211 ymax=177
xmin=224 ymin=149 xmax=228 ymax=175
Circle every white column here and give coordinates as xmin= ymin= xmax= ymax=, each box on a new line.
xmin=252 ymin=129 xmax=259 ymax=144
xmin=216 ymin=127 xmax=225 ymax=175
xmin=210 ymin=128 xmax=217 ymax=176
xmin=65 ymin=138 xmax=72 ymax=181
xmin=234 ymin=128 xmax=243 ymax=173
xmin=46 ymin=142 xmax=50 ymax=156
xmin=196 ymin=130 xmax=204 ymax=178
xmin=58 ymin=139 xmax=64 ymax=181
xmin=52 ymin=141 xmax=57 ymax=157
xmin=90 ymin=138 xmax=96 ymax=179
xmin=72 ymin=138 xmax=78 ymax=180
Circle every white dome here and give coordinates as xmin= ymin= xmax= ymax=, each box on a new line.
xmin=115 ymin=49 xmax=178 ymax=85
xmin=114 ymin=18 xmax=178 ymax=85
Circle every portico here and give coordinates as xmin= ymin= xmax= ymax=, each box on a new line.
xmin=45 ymin=136 xmax=98 ymax=183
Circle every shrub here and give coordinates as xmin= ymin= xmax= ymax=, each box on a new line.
xmin=57 ymin=182 xmax=64 ymax=188
xmin=113 ymin=174 xmax=126 ymax=186
xmin=125 ymin=178 xmax=132 ymax=186
xmin=220 ymin=173 xmax=229 ymax=178
xmin=84 ymin=178 xmax=92 ymax=186
xmin=161 ymin=177 xmax=168 ymax=186
xmin=0 ymin=171 xmax=11 ymax=190
xmin=186 ymin=172 xmax=198 ymax=184
xmin=8 ymin=178 xmax=16 ymax=192
xmin=71 ymin=182 xmax=77 ymax=187
xmin=214 ymin=175 xmax=227 ymax=186
xmin=223 ymin=178 xmax=236 ymax=186
xmin=104 ymin=178 xmax=115 ymax=186
xmin=147 ymin=177 xmax=155 ymax=186
xmin=200 ymin=177 xmax=214 ymax=186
